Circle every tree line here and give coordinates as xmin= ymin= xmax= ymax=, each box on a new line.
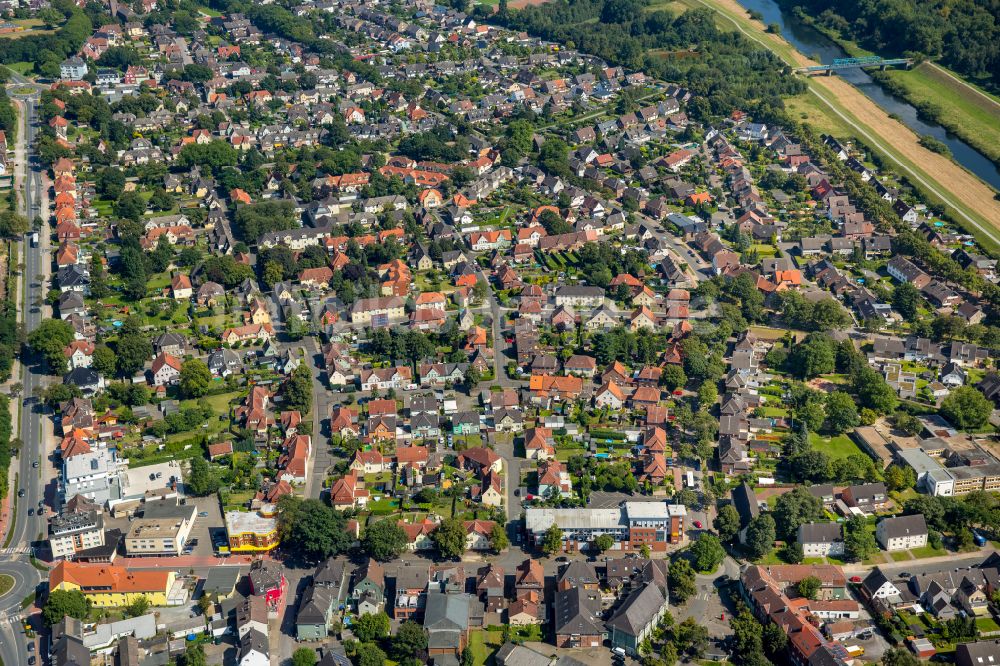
xmin=780 ymin=0 xmax=1000 ymax=93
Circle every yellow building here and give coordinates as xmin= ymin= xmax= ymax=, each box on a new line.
xmin=225 ymin=510 xmax=279 ymax=553
xmin=50 ymin=561 xmax=174 ymax=607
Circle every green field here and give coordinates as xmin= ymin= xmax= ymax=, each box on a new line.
xmin=5 ymin=62 xmax=33 ymax=76
xmin=808 ymin=432 xmax=864 ymax=460
xmin=881 ymin=63 xmax=1000 ymax=166
xmin=784 ymin=91 xmax=859 ymax=140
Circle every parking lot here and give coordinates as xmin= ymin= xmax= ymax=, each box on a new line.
xmin=183 ymin=494 xmax=225 ymax=557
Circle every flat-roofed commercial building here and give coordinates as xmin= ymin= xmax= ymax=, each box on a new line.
xmin=124 ymin=505 xmax=196 ymax=557
xmin=525 ymin=502 xmax=686 ymax=553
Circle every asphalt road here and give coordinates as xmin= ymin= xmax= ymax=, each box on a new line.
xmin=0 ymin=84 xmax=50 ymax=666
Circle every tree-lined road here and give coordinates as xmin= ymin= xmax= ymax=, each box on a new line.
xmin=0 ymin=82 xmax=52 ymax=666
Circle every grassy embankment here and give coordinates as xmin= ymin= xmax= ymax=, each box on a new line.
xmin=687 ymin=0 xmax=1000 ymax=254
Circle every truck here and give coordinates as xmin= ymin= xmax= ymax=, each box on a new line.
xmin=845 ymin=646 xmax=865 ymax=658
xmin=30 ymin=232 xmax=38 ymax=247
xmin=685 ymin=470 xmax=695 ymax=488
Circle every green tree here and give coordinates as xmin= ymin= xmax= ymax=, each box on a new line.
xmin=186 ymin=456 xmax=220 ymax=496
xmin=941 ymin=386 xmax=992 ymax=431
xmin=796 ymin=575 xmax=821 ymax=600
xmin=92 ymin=345 xmax=116 ymax=377
xmin=852 ymin=366 xmax=897 ymax=413
xmin=592 ymin=533 xmax=615 ymax=554
xmin=491 ymin=522 xmax=509 ymax=553
xmin=179 ymin=359 xmax=212 ymax=398
xmin=393 ymin=621 xmax=428 ymax=660
xmin=824 ymin=391 xmax=860 ymax=434
xmin=432 ymin=517 xmax=468 ymax=560
xmin=891 ymin=282 xmax=921 ymax=320
xmin=668 ymin=558 xmax=697 ymax=603
xmin=291 ymin=649 xmax=316 ymax=666
xmin=541 ymin=523 xmax=563 ymax=556
xmin=744 ymin=514 xmax=776 ymax=560
xmin=883 ymin=647 xmax=920 ymax=666
xmin=662 ymin=365 xmax=687 ymax=391
xmin=714 ymin=504 xmax=741 ymax=542
xmin=690 ymin=533 xmax=725 ymax=573
xmin=772 ymin=487 xmax=825 ymax=541
xmin=42 ymin=589 xmax=91 ymax=626
xmin=673 ymin=616 xmax=708 ymax=657
xmin=283 ymin=364 xmax=313 ymax=414
xmin=0 ymin=210 xmax=29 ymax=238
xmin=698 ymin=381 xmax=718 ymax=409
xmin=357 ymin=644 xmax=387 ymax=666
xmin=844 ymin=515 xmax=878 ymax=561
xmin=181 ymin=645 xmax=207 ymax=666
xmin=362 ymin=519 xmax=408 ymax=561
xmin=788 ymin=334 xmax=835 ymax=378
xmin=353 ymin=611 xmax=390 ymax=642
xmin=115 ymin=330 xmax=152 ymax=378
xmin=885 ymin=464 xmax=917 ymax=492
xmin=277 ymin=496 xmax=352 ymax=561
xmin=29 ymin=319 xmax=75 ymax=373
xmin=125 ymin=595 xmax=150 ymax=617
xmin=114 ymin=191 xmax=146 ymax=222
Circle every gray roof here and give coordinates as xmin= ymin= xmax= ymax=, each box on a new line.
xmin=296 ymin=583 xmax=333 ymax=625
xmin=731 ymin=482 xmax=759 ymax=527
xmin=604 ymin=583 xmax=665 ymax=636
xmin=495 ymin=643 xmax=552 ymax=666
xmin=203 ymin=567 xmax=240 ymax=595
xmin=552 ymin=587 xmax=603 ymax=636
xmin=559 ymin=561 xmax=598 ymax=587
xmin=314 ymin=557 xmax=348 ymax=589
xmin=424 ymin=591 xmax=471 ymax=650
xmin=239 ymin=628 xmax=269 ymax=657
xmin=797 ymin=522 xmax=842 ymax=544
xmin=956 ymin=640 xmax=1000 ymax=666
xmin=878 ymin=514 xmax=927 ymax=540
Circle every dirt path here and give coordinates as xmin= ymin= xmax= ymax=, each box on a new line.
xmin=694 ymin=0 xmax=1000 ymax=239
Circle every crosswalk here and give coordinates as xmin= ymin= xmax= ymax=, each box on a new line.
xmin=0 ymin=546 xmax=30 ymax=556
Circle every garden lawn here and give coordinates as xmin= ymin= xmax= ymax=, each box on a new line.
xmin=890 ymin=551 xmax=912 ymax=562
xmin=808 ymin=432 xmax=864 ymax=460
xmin=910 ymin=544 xmax=947 ymax=559
xmin=465 ymin=629 xmax=502 ymax=666
xmin=976 ymin=617 xmax=1000 ymax=633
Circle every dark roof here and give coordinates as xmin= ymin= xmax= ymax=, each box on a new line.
xmin=239 ymin=628 xmax=269 ymax=657
xmin=296 ymin=582 xmax=333 ymax=625
xmin=798 ymin=522 xmax=842 ymax=544
xmin=731 ymin=482 xmax=759 ymax=527
xmin=424 ymin=591 xmax=471 ymax=650
xmin=877 ymin=514 xmax=927 ymax=540
xmin=956 ymin=640 xmax=1000 ymax=666
xmin=314 ymin=557 xmax=348 ymax=589
xmin=604 ymin=584 xmax=665 ymax=636
xmin=559 ymin=560 xmax=598 ymax=587
xmin=203 ymin=567 xmax=240 ymax=594
xmin=552 ymin=587 xmax=603 ymax=636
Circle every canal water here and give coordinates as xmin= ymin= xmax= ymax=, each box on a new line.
xmin=733 ymin=0 xmax=1000 ymax=191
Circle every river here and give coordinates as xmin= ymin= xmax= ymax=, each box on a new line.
xmin=733 ymin=0 xmax=1000 ymax=191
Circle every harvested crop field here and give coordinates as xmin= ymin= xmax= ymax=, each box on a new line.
xmin=509 ymin=0 xmax=551 ymax=8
